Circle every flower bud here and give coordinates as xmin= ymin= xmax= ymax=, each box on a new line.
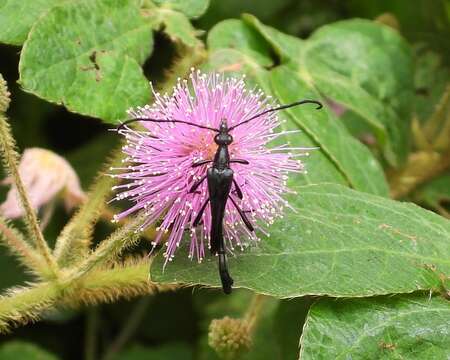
xmin=208 ymin=316 xmax=252 ymax=359
xmin=0 ymin=148 xmax=86 ymax=218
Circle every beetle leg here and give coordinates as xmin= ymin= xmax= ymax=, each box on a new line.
xmin=193 ymin=198 xmax=210 ymax=227
xmin=229 ymin=159 xmax=249 ymax=165
xmin=189 ymin=174 xmax=207 ymax=193
xmin=229 ymin=196 xmax=254 ymax=232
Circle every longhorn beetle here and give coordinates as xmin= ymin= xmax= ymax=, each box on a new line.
xmin=119 ymin=99 xmax=322 ymax=294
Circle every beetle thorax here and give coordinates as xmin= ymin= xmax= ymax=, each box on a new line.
xmin=214 ymin=119 xmax=233 ymax=145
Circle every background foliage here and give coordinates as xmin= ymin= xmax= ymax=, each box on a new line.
xmin=0 ymin=0 xmax=449 ymax=359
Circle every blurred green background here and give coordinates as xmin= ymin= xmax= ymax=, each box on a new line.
xmin=0 ymin=0 xmax=448 ymax=359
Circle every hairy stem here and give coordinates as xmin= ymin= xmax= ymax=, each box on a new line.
xmin=0 ymin=115 xmax=59 ymax=278
xmin=54 ymin=148 xmax=123 ymax=266
xmin=68 ymin=214 xmax=145 ymax=282
xmin=0 ymin=283 xmax=61 ymax=333
xmin=0 ymin=260 xmax=177 ymax=333
xmin=0 ymin=216 xmax=49 ymax=277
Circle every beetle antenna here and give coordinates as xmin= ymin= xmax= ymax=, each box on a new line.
xmin=117 ymin=118 xmax=219 ymax=132
xmin=228 ymin=99 xmax=323 ymax=131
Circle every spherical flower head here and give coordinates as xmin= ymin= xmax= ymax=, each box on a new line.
xmin=113 ymin=70 xmax=307 ymax=263
xmin=208 ymin=316 xmax=252 ymax=359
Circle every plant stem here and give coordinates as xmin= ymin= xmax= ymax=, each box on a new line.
xmin=0 ymin=114 xmax=59 ymax=278
xmin=243 ymin=294 xmax=266 ymax=333
xmin=0 ymin=260 xmax=177 ymax=333
xmin=102 ymin=297 xmax=151 ymax=360
xmin=68 ymin=214 xmax=145 ymax=282
xmin=0 ymin=282 xmax=61 ymax=333
xmin=0 ymin=216 xmax=48 ymax=276
xmin=54 ymin=147 xmax=124 ymax=266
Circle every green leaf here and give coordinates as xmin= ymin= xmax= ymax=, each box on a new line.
xmin=19 ymin=0 xmax=153 ymax=123
xmin=152 ymin=183 xmax=450 ymax=298
xmin=245 ymin=15 xmax=414 ymax=167
xmin=241 ymin=13 xmax=305 ymax=62
xmin=0 ymin=341 xmax=59 ymax=360
xmin=0 ymin=0 xmax=61 ymax=45
xmin=147 ymin=8 xmax=201 ymax=48
xmin=300 ymin=295 xmax=450 ymax=359
xmin=208 ymin=19 xmax=274 ymax=67
xmin=206 ymin=20 xmax=388 ymax=195
xmin=271 ymin=66 xmax=389 ymax=196
xmin=116 ymin=343 xmax=193 ymax=360
xmin=152 ymin=0 xmax=210 ymax=19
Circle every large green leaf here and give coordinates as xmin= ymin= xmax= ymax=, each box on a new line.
xmin=206 ymin=20 xmax=388 ymax=196
xmin=244 ymin=15 xmax=414 ymax=167
xmin=0 ymin=0 xmax=61 ymax=45
xmin=240 ymin=14 xmax=305 ymax=62
xmin=271 ymin=66 xmax=388 ymax=196
xmin=152 ymin=183 xmax=450 ymax=298
xmin=300 ymin=295 xmax=450 ymax=359
xmin=208 ymin=19 xmax=274 ymax=67
xmin=19 ymin=0 xmax=153 ymax=123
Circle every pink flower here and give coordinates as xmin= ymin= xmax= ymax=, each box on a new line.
xmin=112 ymin=70 xmax=310 ymax=263
xmin=0 ymin=148 xmax=86 ymax=219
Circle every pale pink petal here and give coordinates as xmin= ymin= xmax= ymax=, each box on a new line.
xmin=0 ymin=148 xmax=86 ymax=219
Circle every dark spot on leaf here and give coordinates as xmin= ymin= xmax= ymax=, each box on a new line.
xmin=379 ymin=341 xmax=396 ymax=350
xmin=89 ymin=51 xmax=100 ymax=71
xmin=423 ymin=263 xmax=437 ymax=272
xmin=79 ymin=51 xmax=102 ymax=81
